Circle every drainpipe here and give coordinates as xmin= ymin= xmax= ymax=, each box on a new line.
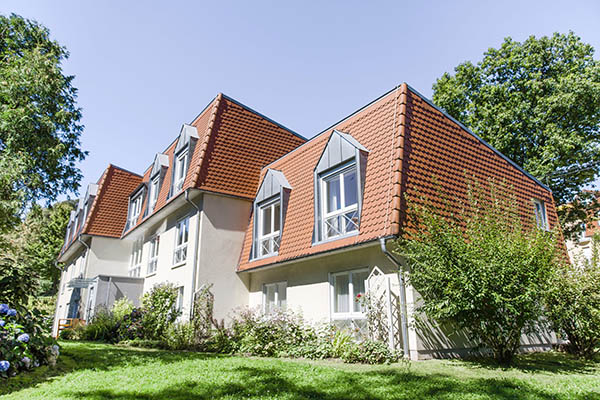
xmin=184 ymin=189 xmax=202 ymax=320
xmin=379 ymin=237 xmax=410 ymax=358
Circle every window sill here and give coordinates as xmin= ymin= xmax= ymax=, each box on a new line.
xmin=171 ymin=261 xmax=187 ymax=269
xmin=331 ymin=314 xmax=366 ymax=320
xmin=312 ymin=230 xmax=359 ymax=247
xmin=250 ymin=252 xmax=279 ymax=262
xmin=146 ymin=272 xmax=157 ymax=278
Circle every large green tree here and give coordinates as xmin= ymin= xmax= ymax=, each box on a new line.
xmin=432 ymin=32 xmax=600 ymax=238
xmin=0 ymin=14 xmax=86 ymax=232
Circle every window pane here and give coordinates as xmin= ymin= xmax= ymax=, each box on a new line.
xmin=352 ymin=271 xmax=368 ymax=312
xmin=265 ymin=284 xmax=276 ymax=313
xmin=183 ymin=219 xmax=189 ymax=243
xmin=344 ymin=210 xmax=359 ymax=233
xmin=274 ymin=202 xmax=281 ymax=232
xmin=262 ymin=205 xmax=272 ymax=235
xmin=334 ymin=274 xmax=349 ymax=313
xmin=326 ymin=176 xmax=341 ymax=213
xmin=344 ymin=169 xmax=358 ymax=207
xmin=278 ymin=283 xmax=287 ymax=310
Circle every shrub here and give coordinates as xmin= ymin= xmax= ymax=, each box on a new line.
xmin=58 ymin=328 xmax=77 ymax=340
xmin=545 ymin=244 xmax=600 ymax=359
xmin=397 ymin=181 xmax=560 ymax=365
xmin=164 ymin=322 xmax=198 ymax=350
xmin=0 ymin=303 xmax=59 ymax=378
xmin=112 ymin=297 xmax=134 ymax=321
xmin=117 ymin=308 xmax=144 ymax=342
xmin=80 ymin=308 xmax=119 ymax=342
xmin=340 ymin=339 xmax=400 ymax=364
xmin=141 ymin=283 xmax=179 ymax=340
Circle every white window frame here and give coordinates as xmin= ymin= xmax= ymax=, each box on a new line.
xmin=129 ymin=238 xmax=143 ymax=277
xmin=257 ymin=198 xmax=281 ymax=258
xmin=262 ymin=281 xmax=287 ymax=314
xmin=173 ymin=217 xmax=189 ymax=266
xmin=533 ymin=199 xmax=548 ymax=230
xmin=149 ymin=176 xmax=160 ymax=211
xmin=147 ymin=235 xmax=160 ymax=275
xmin=129 ymin=193 xmax=143 ymax=227
xmin=329 ymin=268 xmax=369 ymax=320
xmin=173 ymin=150 xmax=188 ymax=193
xmin=319 ymin=163 xmax=359 ymax=241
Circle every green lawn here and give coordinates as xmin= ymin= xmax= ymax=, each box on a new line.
xmin=1 ymin=342 xmax=599 ymax=399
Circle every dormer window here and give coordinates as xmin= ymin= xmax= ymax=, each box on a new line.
xmin=258 ymin=198 xmax=281 ymax=257
xmin=149 ymin=175 xmax=160 ymax=211
xmin=173 ymin=150 xmax=188 ymax=193
xmin=320 ymin=162 xmax=358 ymax=240
xmin=314 ymin=130 xmax=368 ymax=243
xmin=251 ymin=169 xmax=291 ymax=260
xmin=129 ymin=193 xmax=143 ymax=227
xmin=533 ymin=199 xmax=548 ymax=230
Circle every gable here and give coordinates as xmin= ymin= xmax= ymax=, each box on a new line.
xmin=256 ymin=169 xmax=291 ymax=203
xmin=315 ymin=130 xmax=369 ymax=173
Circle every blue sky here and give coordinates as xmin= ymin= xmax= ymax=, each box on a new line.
xmin=3 ymin=1 xmax=600 ymax=198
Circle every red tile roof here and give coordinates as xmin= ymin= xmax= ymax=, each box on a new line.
xmin=237 ymin=83 xmax=560 ymax=271
xmin=124 ymin=94 xmax=306 ymax=234
xmin=60 ymin=164 xmax=143 ymax=256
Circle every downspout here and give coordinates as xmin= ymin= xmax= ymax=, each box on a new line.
xmin=185 ymin=189 xmax=202 ymax=320
xmin=379 ymin=237 xmax=410 ymax=358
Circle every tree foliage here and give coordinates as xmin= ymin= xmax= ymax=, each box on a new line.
xmin=432 ymin=32 xmax=600 ymax=238
xmin=396 ymin=181 xmax=561 ymax=364
xmin=545 ymin=236 xmax=600 ymax=358
xmin=0 ymin=13 xmax=86 ymax=232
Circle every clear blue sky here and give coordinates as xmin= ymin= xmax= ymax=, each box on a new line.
xmin=3 ymin=1 xmax=600 ymax=198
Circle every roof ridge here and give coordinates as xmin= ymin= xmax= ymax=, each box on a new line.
xmin=404 ymin=84 xmax=551 ymax=193
xmin=191 ymin=93 xmax=223 ymax=188
xmin=107 ymin=163 xmax=143 ymax=178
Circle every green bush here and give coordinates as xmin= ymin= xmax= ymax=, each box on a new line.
xmin=117 ymin=339 xmax=165 ymax=349
xmin=163 ymin=322 xmax=198 ymax=350
xmin=80 ymin=308 xmax=119 ymax=343
xmin=116 ymin=308 xmax=144 ymax=342
xmin=545 ymin=244 xmax=600 ymax=359
xmin=58 ymin=328 xmax=77 ymax=340
xmin=141 ymin=283 xmax=179 ymax=340
xmin=111 ymin=297 xmax=134 ymax=321
xmin=340 ymin=339 xmax=400 ymax=364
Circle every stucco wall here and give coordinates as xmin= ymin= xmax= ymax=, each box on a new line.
xmin=196 ymin=193 xmax=251 ymax=321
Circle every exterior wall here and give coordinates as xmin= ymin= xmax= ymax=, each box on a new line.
xmin=245 ymin=243 xmax=556 ymax=360
xmin=196 ymin=193 xmax=251 ymax=321
xmin=566 ymin=236 xmax=594 ymax=265
xmin=139 ymin=202 xmax=200 ymax=320
xmin=53 ymin=236 xmax=133 ymax=335
xmin=86 ymin=276 xmax=144 ymax=317
xmin=246 ymin=244 xmax=398 ymax=323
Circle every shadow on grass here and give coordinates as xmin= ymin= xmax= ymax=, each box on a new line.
xmin=454 ymin=351 xmax=599 ymax=374
xmin=66 ymin=364 xmax=595 ymax=400
xmin=0 ymin=341 xmax=222 ymax=396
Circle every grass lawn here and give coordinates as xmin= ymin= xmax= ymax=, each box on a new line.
xmin=1 ymin=342 xmax=598 ymax=399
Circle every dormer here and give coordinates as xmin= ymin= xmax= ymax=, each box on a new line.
xmin=147 ymin=153 xmax=169 ymax=214
xmin=251 ymin=169 xmax=292 ymax=260
xmin=313 ymin=130 xmax=369 ymax=243
xmin=170 ymin=124 xmax=199 ymax=196
xmin=126 ymin=184 xmax=147 ymax=231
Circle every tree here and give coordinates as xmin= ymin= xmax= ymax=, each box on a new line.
xmin=0 ymin=14 xmax=86 ymax=232
xmin=432 ymin=32 xmax=600 ymax=239
xmin=545 ymin=235 xmax=600 ymax=359
xmin=396 ymin=181 xmax=560 ymax=364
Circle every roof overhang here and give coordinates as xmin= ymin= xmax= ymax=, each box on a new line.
xmin=58 ymin=234 xmax=92 ymax=263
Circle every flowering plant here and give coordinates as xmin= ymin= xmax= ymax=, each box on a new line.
xmin=0 ymin=303 xmax=58 ymax=378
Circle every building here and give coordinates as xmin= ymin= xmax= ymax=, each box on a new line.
xmin=54 ymin=84 xmax=561 ymax=359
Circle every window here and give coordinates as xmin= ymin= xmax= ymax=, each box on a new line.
xmin=147 ymin=235 xmax=160 ymax=275
xmin=129 ymin=239 xmax=143 ymax=277
xmin=149 ymin=176 xmax=160 ymax=211
xmin=257 ymin=198 xmax=281 ymax=257
xmin=263 ymin=282 xmax=286 ymax=314
xmin=330 ymin=269 xmax=368 ymax=318
xmin=320 ymin=163 xmax=359 ymax=240
xmin=173 ymin=151 xmax=188 ymax=193
xmin=173 ymin=217 xmax=189 ymax=265
xmin=129 ymin=194 xmax=143 ymax=227
xmin=533 ymin=199 xmax=548 ymax=230
xmin=176 ymin=286 xmax=184 ymax=314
